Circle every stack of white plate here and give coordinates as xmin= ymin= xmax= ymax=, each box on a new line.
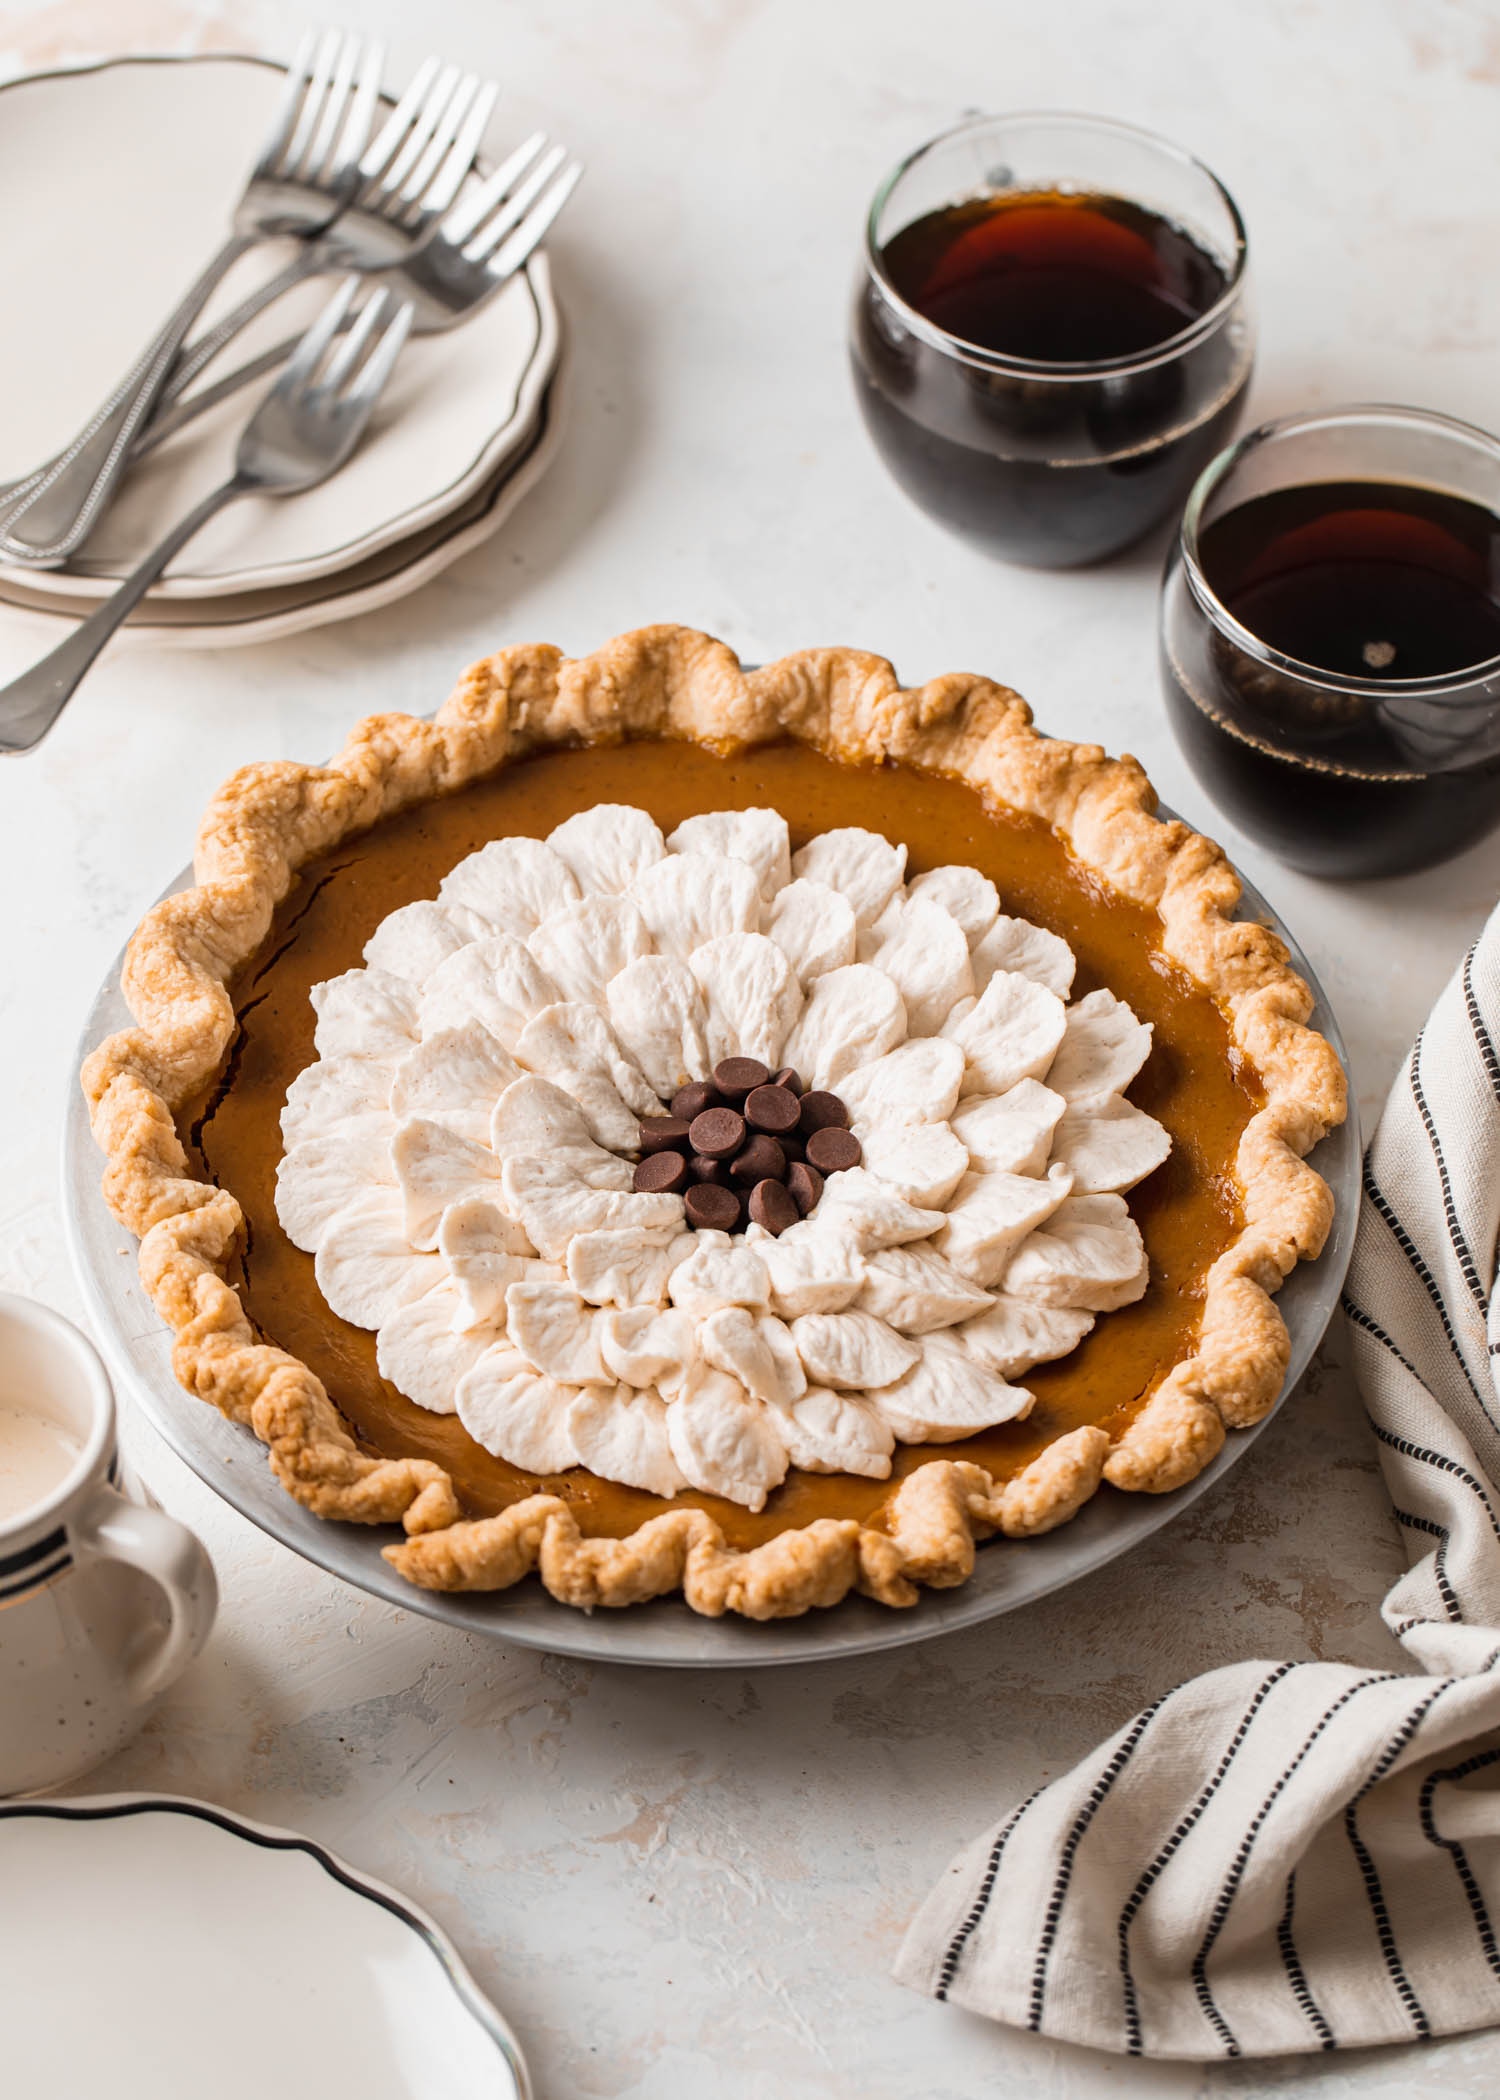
xmin=0 ymin=55 xmax=565 ymax=649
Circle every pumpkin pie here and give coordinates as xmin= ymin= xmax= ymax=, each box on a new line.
xmin=82 ymin=626 xmax=1345 ymax=1619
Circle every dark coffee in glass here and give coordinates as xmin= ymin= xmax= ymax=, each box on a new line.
xmin=1161 ymin=408 xmax=1500 ymax=879
xmin=851 ymin=115 xmax=1254 ymax=567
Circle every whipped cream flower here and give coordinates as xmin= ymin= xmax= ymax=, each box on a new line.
xmin=275 ymin=805 xmax=1170 ymax=1511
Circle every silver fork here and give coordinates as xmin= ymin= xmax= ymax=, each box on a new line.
xmin=0 ymin=280 xmax=413 ymax=755
xmin=1 ymin=42 xmax=499 ymax=570
xmin=136 ymin=139 xmax=583 ymax=455
xmin=0 ymin=29 xmax=384 ymax=566
xmin=156 ymin=59 xmax=501 ymax=407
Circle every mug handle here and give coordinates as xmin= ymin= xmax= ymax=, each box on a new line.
xmin=73 ymin=1483 xmax=219 ymax=1706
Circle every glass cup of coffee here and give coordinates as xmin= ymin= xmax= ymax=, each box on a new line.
xmin=1160 ymin=404 xmax=1500 ymax=880
xmin=850 ymin=111 xmax=1254 ymax=568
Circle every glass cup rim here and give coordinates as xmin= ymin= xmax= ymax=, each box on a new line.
xmin=1177 ymin=401 xmax=1500 ymax=697
xmin=862 ymin=107 xmax=1250 ymax=381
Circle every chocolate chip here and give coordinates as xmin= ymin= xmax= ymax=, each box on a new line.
xmin=799 ymin=1090 xmax=851 ymax=1135
xmin=778 ymin=1132 xmax=806 ymax=1166
xmin=685 ymin=1181 xmax=742 ymax=1231
xmin=690 ymin=1154 xmax=730 ymax=1185
xmin=744 ymin=1083 xmax=801 ymax=1136
xmin=731 ymin=1134 xmax=786 ymax=1185
xmin=671 ymin=1080 xmax=722 ymax=1121
xmin=787 ymin=1160 xmax=824 ymax=1216
xmin=772 ymin=1066 xmax=802 ymax=1095
xmin=638 ymin=1115 xmax=691 ymax=1155
xmin=634 ymin=1151 xmax=689 ymax=1194
xmin=747 ymin=1178 xmax=798 ymax=1235
xmin=712 ymin=1056 xmax=770 ymax=1101
xmin=806 ymin=1126 xmax=861 ymax=1173
xmin=688 ymin=1106 xmax=745 ymax=1159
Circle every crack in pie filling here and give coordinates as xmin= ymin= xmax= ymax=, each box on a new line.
xmin=83 ymin=626 xmax=1346 ymax=1618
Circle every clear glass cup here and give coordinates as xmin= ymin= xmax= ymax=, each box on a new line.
xmin=849 ymin=111 xmax=1254 ymax=567
xmin=1160 ymin=404 xmax=1500 ymax=879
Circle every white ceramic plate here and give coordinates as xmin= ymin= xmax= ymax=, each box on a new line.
xmin=0 ymin=1794 xmax=529 ymax=2099
xmin=0 ymin=54 xmax=560 ymax=600
xmin=0 ymin=368 xmax=565 ymax=650
xmin=63 ymin=827 xmax=1360 ymax=1666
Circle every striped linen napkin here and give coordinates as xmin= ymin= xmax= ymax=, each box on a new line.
xmin=895 ymin=901 xmax=1500 ymax=2058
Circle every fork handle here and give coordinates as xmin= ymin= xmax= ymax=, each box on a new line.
xmin=0 ymin=477 xmax=244 ymax=754
xmin=0 ymin=233 xmax=257 ymax=568
xmin=158 ymin=247 xmax=330 ymax=404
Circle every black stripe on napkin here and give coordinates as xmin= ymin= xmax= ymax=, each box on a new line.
xmin=1191 ymin=1675 xmax=1395 ymax=2056
xmin=1409 ymin=1039 xmax=1488 ymax=1317
xmin=1462 ymin=947 xmax=1500 ymax=1104
xmin=934 ymin=1786 xmax=1046 ymax=2000
xmin=1419 ymin=1742 xmax=1500 ymax=1983
xmin=1343 ymin=1692 xmax=1447 ymax=2040
xmin=1276 ymin=1871 xmax=1334 ymax=2050
xmin=1391 ymin=1506 xmax=1463 ymax=1623
xmin=1355 ymin=1172 xmax=1492 ymax=1417
xmin=1117 ymin=1665 xmax=1296 ymax=2054
xmin=1027 ymin=1697 xmax=1168 ymax=2030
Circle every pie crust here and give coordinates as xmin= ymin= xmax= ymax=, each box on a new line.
xmin=82 ymin=625 xmax=1346 ymax=1618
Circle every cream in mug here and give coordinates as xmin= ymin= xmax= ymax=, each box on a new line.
xmin=0 ymin=1400 xmax=82 ymax=1521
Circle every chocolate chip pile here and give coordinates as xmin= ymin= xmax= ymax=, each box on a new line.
xmin=632 ymin=1058 xmax=862 ymax=1236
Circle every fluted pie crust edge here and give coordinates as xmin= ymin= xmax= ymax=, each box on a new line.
xmin=81 ymin=625 xmax=1346 ymax=1619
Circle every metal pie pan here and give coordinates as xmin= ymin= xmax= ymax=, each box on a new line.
xmin=64 ymin=836 xmax=1360 ymax=1667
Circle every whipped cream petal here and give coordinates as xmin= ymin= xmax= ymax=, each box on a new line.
xmin=628 ymin=851 xmax=761 ymax=957
xmin=790 ymin=825 xmax=906 ymax=928
xmin=456 ymin=1347 xmax=582 ymax=1473
xmin=1050 ymin=1094 xmax=1173 ymax=1193
xmin=857 ymin=894 xmax=973 ymax=1035
xmin=362 ymin=899 xmax=491 ymax=986
xmin=665 ymin=1363 xmax=788 ymax=1510
xmin=1002 ymin=1191 xmax=1150 ymax=1311
xmin=668 ymin=807 xmax=791 ymax=904
xmin=568 ymin=1386 xmax=685 ymax=1498
xmin=1045 ymin=987 xmax=1153 ymax=1102
xmin=604 ymin=955 xmax=711 ymax=1100
xmin=314 ymin=1189 xmax=442 ymax=1328
xmin=281 ymin=1057 xmax=392 ymax=1150
xmin=943 ymin=968 xmax=1067 ymax=1097
xmin=276 ymin=1123 xmax=398 ymax=1253
xmin=959 ymin=1297 xmax=1096 ymax=1378
xmin=781 ymin=963 xmax=906 ymax=1093
xmin=934 ymin=1162 xmax=1075 ymax=1286
xmin=525 ymin=894 xmax=654 ymax=1008
xmin=567 ymin=1225 xmax=696 ymax=1307
xmin=689 ymin=931 xmax=802 ymax=1071
xmin=391 ymin=1117 xmax=503 ymax=1250
xmin=375 ymin=1279 xmax=496 ymax=1413
xmin=437 ymin=835 xmax=580 ymax=939
xmin=765 ymin=876 xmax=857 ymax=986
xmin=950 ymin=1080 xmax=1066 ymax=1175
xmin=789 ymin=1308 xmax=920 ymax=1389
xmin=857 ymin=1244 xmax=992 ymax=1333
xmin=546 ymin=804 xmax=666 ymax=896
xmin=858 ymin=1120 xmax=969 ymax=1209
xmin=765 ymin=1385 xmax=894 ymax=1477
xmin=970 ymin=914 xmax=1076 ymax=1001
xmin=418 ymin=936 xmax=560 ymax=1052
xmin=506 ymin=1280 xmax=610 ymax=1383
xmin=839 ymin=1035 xmax=965 ymax=1128
xmin=905 ymin=864 xmax=1000 ymax=946
xmin=869 ymin=1333 xmax=1034 ymax=1441
xmin=311 ymin=967 xmax=418 ymax=1063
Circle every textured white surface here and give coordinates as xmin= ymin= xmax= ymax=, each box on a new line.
xmin=4 ymin=0 xmax=1500 ymax=2090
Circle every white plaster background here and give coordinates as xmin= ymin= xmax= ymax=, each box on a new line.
xmin=2 ymin=0 xmax=1500 ymax=2091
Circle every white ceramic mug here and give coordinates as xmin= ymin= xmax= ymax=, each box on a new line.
xmin=0 ymin=1293 xmax=217 ymax=1796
